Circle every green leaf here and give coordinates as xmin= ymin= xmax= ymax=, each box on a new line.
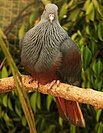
xmin=0 ymin=106 xmax=2 ymax=118
xmin=98 ymin=22 xmax=103 ymax=41
xmin=94 ymin=79 xmax=102 ymax=90
xmin=62 ymin=23 xmax=72 ymax=31
xmin=71 ymin=33 xmax=78 ymax=40
xmin=1 ymin=110 xmax=5 ymax=117
xmin=84 ymin=0 xmax=95 ymax=21
xmin=96 ymin=122 xmax=103 ymax=133
xmin=58 ymin=117 xmax=63 ymax=126
xmin=81 ymin=68 xmax=86 ymax=81
xmin=87 ymin=2 xmax=95 ymax=21
xmin=42 ymin=0 xmax=51 ymax=5
xmin=70 ymin=124 xmax=76 ymax=133
xmin=92 ymin=61 xmax=97 ymax=74
xmin=3 ymin=113 xmax=11 ymax=122
xmin=0 ymin=28 xmax=6 ymax=39
xmin=86 ymin=2 xmax=94 ymax=14
xmin=82 ymin=81 xmax=87 ymax=88
xmin=30 ymin=92 xmax=37 ymax=112
xmin=39 ymin=118 xmax=46 ymax=131
xmin=29 ymin=12 xmax=36 ymax=25
xmin=59 ymin=3 xmax=68 ymax=19
xmin=44 ymin=125 xmax=56 ymax=133
xmin=84 ymin=0 xmax=91 ymax=10
xmin=69 ymin=8 xmax=80 ymax=22
xmin=1 ymin=66 xmax=8 ymax=78
xmin=77 ymin=30 xmax=82 ymax=36
xmin=8 ymin=128 xmax=17 ymax=133
xmin=22 ymin=116 xmax=27 ymax=126
xmin=82 ymin=68 xmax=92 ymax=87
xmin=15 ymin=103 xmax=22 ymax=117
xmin=29 ymin=10 xmax=39 ymax=25
xmin=83 ymin=46 xmax=92 ymax=69
xmin=86 ymin=69 xmax=94 ymax=83
xmin=18 ymin=24 xmax=25 ymax=40
xmin=3 ymin=94 xmax=8 ymax=107
xmin=92 ymin=0 xmax=103 ymax=17
xmin=90 ymin=41 xmax=98 ymax=55
xmin=8 ymin=97 xmax=13 ymax=111
xmin=67 ymin=0 xmax=75 ymax=9
xmin=92 ymin=60 xmax=103 ymax=76
xmin=79 ymin=38 xmax=86 ymax=46
xmin=96 ymin=109 xmax=102 ymax=122
xmin=46 ymin=95 xmax=53 ymax=111
xmin=85 ymin=25 xmax=91 ymax=35
xmin=86 ymin=81 xmax=91 ymax=88
xmin=36 ymin=93 xmax=41 ymax=109
xmin=97 ymin=60 xmax=103 ymax=74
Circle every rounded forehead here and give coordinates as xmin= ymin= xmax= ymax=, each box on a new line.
xmin=45 ymin=4 xmax=58 ymax=11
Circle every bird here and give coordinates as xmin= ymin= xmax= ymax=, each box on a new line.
xmin=20 ymin=3 xmax=85 ymax=127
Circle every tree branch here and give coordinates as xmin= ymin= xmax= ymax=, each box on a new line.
xmin=0 ymin=75 xmax=103 ymax=109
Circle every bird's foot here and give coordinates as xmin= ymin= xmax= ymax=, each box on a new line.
xmin=35 ymin=81 xmax=39 ymax=90
xmin=29 ymin=77 xmax=34 ymax=84
xmin=48 ymin=80 xmax=60 ymax=90
xmin=28 ymin=77 xmax=39 ymax=90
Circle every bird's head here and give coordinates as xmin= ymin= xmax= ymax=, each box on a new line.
xmin=41 ymin=4 xmax=58 ymax=23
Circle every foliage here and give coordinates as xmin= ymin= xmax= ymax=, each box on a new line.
xmin=0 ymin=33 xmax=36 ymax=132
xmin=0 ymin=0 xmax=103 ymax=132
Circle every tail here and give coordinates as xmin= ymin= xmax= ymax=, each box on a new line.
xmin=56 ymin=97 xmax=85 ymax=127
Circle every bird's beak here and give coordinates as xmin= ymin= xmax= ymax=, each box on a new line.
xmin=49 ymin=13 xmax=55 ymax=23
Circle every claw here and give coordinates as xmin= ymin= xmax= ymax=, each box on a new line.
xmin=56 ymin=80 xmax=60 ymax=87
xmin=28 ymin=77 xmax=39 ymax=90
xmin=35 ymin=80 xmax=39 ymax=89
xmin=48 ymin=80 xmax=60 ymax=89
xmin=29 ymin=77 xmax=34 ymax=84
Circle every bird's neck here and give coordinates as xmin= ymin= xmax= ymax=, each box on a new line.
xmin=40 ymin=18 xmax=59 ymax=25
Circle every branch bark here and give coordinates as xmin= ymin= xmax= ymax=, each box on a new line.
xmin=0 ymin=75 xmax=103 ymax=109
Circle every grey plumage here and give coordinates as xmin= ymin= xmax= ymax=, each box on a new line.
xmin=20 ymin=4 xmax=80 ymax=80
xmin=20 ymin=3 xmax=85 ymax=127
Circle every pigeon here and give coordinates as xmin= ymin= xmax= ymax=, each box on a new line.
xmin=20 ymin=3 xmax=85 ymax=127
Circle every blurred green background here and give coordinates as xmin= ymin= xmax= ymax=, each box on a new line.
xmin=0 ymin=0 xmax=103 ymax=132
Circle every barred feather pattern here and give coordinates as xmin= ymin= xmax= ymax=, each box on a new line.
xmin=21 ymin=21 xmax=69 ymax=74
xmin=20 ymin=3 xmax=85 ymax=127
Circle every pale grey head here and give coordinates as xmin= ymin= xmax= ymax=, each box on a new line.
xmin=41 ymin=4 xmax=58 ymax=23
